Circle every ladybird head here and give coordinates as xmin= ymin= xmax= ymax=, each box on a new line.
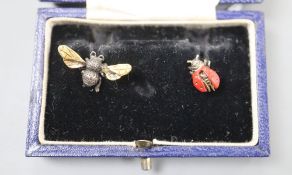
xmin=187 ymin=55 xmax=204 ymax=71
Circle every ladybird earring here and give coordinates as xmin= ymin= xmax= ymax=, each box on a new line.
xmin=187 ymin=55 xmax=220 ymax=93
xmin=58 ymin=45 xmax=132 ymax=93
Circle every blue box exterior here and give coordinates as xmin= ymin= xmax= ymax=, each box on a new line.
xmin=26 ymin=8 xmax=269 ymax=157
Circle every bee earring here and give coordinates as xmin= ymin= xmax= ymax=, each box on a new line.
xmin=187 ymin=55 xmax=220 ymax=93
xmin=58 ymin=45 xmax=132 ymax=93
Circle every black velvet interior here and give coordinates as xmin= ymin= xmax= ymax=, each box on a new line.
xmin=44 ymin=22 xmax=254 ymax=143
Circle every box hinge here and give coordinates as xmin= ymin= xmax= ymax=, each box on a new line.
xmin=86 ymin=0 xmax=219 ymax=20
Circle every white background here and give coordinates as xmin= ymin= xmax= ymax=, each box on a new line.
xmin=0 ymin=0 xmax=291 ymax=174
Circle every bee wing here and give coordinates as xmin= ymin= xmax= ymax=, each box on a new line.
xmin=102 ymin=64 xmax=132 ymax=81
xmin=58 ymin=45 xmax=86 ymax=68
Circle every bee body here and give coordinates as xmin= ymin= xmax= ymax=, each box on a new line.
xmin=81 ymin=69 xmax=100 ymax=87
xmin=81 ymin=53 xmax=104 ymax=90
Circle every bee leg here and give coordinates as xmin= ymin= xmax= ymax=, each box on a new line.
xmin=95 ymin=79 xmax=102 ymax=93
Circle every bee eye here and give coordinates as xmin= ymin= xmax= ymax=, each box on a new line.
xmin=98 ymin=55 xmax=105 ymax=61
xmin=90 ymin=51 xmax=97 ymax=57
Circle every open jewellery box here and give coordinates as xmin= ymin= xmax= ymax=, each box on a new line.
xmin=26 ymin=0 xmax=269 ymax=169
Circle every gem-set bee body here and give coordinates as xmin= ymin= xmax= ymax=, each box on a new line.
xmin=58 ymin=45 xmax=132 ymax=93
xmin=187 ymin=55 xmax=220 ymax=93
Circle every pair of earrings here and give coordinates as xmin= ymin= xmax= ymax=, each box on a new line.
xmin=58 ymin=45 xmax=220 ymax=93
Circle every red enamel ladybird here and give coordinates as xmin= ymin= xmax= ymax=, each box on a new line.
xmin=187 ymin=55 xmax=220 ymax=93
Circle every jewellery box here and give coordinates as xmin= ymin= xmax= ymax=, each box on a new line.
xmin=26 ymin=0 xmax=269 ymax=169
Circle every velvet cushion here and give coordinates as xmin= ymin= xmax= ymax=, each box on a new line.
xmin=44 ymin=23 xmax=253 ymax=143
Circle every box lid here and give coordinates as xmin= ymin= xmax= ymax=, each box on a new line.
xmin=41 ymin=0 xmax=263 ymax=20
xmin=41 ymin=0 xmax=263 ymax=4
